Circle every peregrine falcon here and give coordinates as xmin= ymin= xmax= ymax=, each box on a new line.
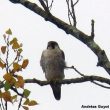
xmin=40 ymin=41 xmax=66 ymax=100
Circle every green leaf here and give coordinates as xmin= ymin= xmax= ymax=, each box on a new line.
xmin=6 ymin=28 xmax=12 ymax=35
xmin=12 ymin=95 xmax=17 ymax=102
xmin=4 ymin=81 xmax=11 ymax=91
xmin=23 ymin=89 xmax=30 ymax=98
xmin=23 ymin=98 xmax=29 ymax=105
xmin=12 ymin=95 xmax=17 ymax=100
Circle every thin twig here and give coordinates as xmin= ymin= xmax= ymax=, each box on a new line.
xmin=17 ymin=96 xmax=23 ymax=110
xmin=0 ymin=103 xmax=2 ymax=110
xmin=73 ymin=0 xmax=79 ymax=6
xmin=65 ymin=66 xmax=110 ymax=89
xmin=66 ymin=0 xmax=79 ymax=26
xmin=49 ymin=0 xmax=54 ymax=10
xmin=38 ymin=0 xmax=50 ymax=14
xmin=11 ymin=87 xmax=23 ymax=97
xmin=6 ymin=35 xmax=10 ymax=73
xmin=66 ymin=0 xmax=72 ymax=25
xmin=71 ymin=0 xmax=78 ymax=27
xmin=1 ymin=98 xmax=5 ymax=110
xmin=65 ymin=66 xmax=85 ymax=76
xmin=5 ymin=102 xmax=7 ymax=110
xmin=93 ymin=81 xmax=110 ymax=89
xmin=91 ymin=19 xmax=95 ymax=38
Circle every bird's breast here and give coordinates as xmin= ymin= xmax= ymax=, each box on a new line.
xmin=43 ymin=49 xmax=65 ymax=81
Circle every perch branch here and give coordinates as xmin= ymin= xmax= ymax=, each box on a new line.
xmin=25 ymin=76 xmax=110 ymax=87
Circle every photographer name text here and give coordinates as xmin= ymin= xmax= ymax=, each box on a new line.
xmin=81 ymin=105 xmax=109 ymax=109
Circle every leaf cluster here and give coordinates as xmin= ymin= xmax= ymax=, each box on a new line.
xmin=0 ymin=29 xmax=37 ymax=110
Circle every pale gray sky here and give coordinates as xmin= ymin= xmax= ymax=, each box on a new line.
xmin=0 ymin=0 xmax=110 ymax=110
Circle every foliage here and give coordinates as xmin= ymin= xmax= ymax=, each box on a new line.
xmin=0 ymin=29 xmax=37 ymax=110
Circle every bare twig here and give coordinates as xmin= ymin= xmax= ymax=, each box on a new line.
xmin=66 ymin=65 xmax=110 ymax=89
xmin=0 ymin=103 xmax=2 ymax=110
xmin=71 ymin=0 xmax=79 ymax=27
xmin=66 ymin=0 xmax=72 ymax=25
xmin=93 ymin=81 xmax=110 ymax=89
xmin=5 ymin=102 xmax=7 ymax=110
xmin=5 ymin=35 xmax=10 ymax=73
xmin=38 ymin=0 xmax=51 ymax=14
xmin=1 ymin=98 xmax=5 ymax=110
xmin=49 ymin=0 xmax=54 ymax=10
xmin=91 ymin=19 xmax=95 ymax=38
xmin=11 ymin=87 xmax=23 ymax=97
xmin=65 ymin=66 xmax=85 ymax=76
xmin=66 ymin=0 xmax=79 ymax=27
xmin=17 ymin=96 xmax=23 ymax=110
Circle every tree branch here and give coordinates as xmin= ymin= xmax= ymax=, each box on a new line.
xmin=91 ymin=19 xmax=95 ymax=38
xmin=9 ymin=0 xmax=110 ymax=75
xmin=25 ymin=76 xmax=110 ymax=86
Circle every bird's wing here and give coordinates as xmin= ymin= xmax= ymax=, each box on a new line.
xmin=40 ymin=51 xmax=46 ymax=73
xmin=61 ymin=50 xmax=65 ymax=60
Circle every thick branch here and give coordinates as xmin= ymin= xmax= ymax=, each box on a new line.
xmin=25 ymin=76 xmax=110 ymax=86
xmin=9 ymin=0 xmax=110 ymax=75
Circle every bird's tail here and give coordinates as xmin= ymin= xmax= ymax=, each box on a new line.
xmin=50 ymin=84 xmax=61 ymax=100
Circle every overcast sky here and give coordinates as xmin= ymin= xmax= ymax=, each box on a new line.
xmin=0 ymin=0 xmax=110 ymax=110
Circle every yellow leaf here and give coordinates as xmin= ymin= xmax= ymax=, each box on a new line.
xmin=22 ymin=106 xmax=29 ymax=110
xmin=10 ymin=38 xmax=17 ymax=45
xmin=3 ymin=73 xmax=13 ymax=82
xmin=13 ymin=63 xmax=21 ymax=72
xmin=1 ymin=46 xmax=6 ymax=54
xmin=0 ymin=91 xmax=2 ymax=98
xmin=2 ymin=91 xmax=12 ymax=102
xmin=0 ymin=61 xmax=5 ymax=69
xmin=6 ymin=28 xmax=12 ymax=35
xmin=16 ymin=75 xmax=24 ymax=88
xmin=3 ymin=73 xmax=16 ymax=86
xmin=12 ymin=41 xmax=20 ymax=49
xmin=28 ymin=100 xmax=38 ymax=106
xmin=22 ymin=59 xmax=29 ymax=69
xmin=10 ymin=38 xmax=21 ymax=49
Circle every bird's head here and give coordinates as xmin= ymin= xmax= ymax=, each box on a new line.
xmin=47 ymin=41 xmax=59 ymax=49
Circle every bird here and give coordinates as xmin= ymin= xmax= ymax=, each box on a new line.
xmin=40 ymin=41 xmax=66 ymax=100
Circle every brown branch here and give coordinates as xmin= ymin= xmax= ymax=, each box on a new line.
xmin=66 ymin=66 xmax=110 ymax=89
xmin=24 ymin=76 xmax=110 ymax=86
xmin=0 ymin=76 xmax=110 ymax=95
xmin=9 ymin=0 xmax=110 ymax=75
